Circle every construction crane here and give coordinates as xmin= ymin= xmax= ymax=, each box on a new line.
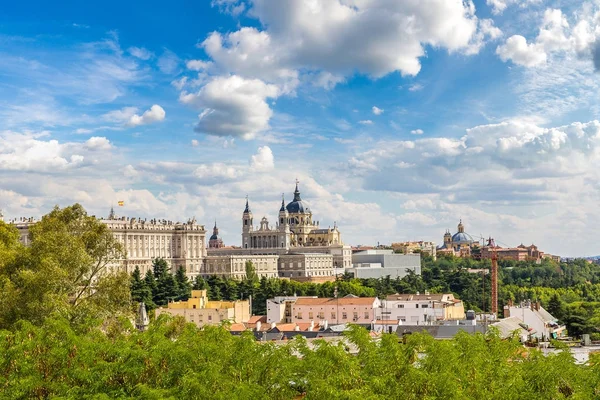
xmin=487 ymin=237 xmax=499 ymax=317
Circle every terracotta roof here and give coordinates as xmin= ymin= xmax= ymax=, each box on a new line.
xmin=247 ymin=315 xmax=267 ymax=326
xmin=273 ymin=323 xmax=297 ymax=331
xmin=228 ymin=323 xmax=248 ymax=332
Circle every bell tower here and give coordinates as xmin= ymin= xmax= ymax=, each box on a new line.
xmin=242 ymin=196 xmax=253 ymax=249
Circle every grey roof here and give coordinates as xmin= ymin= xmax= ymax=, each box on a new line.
xmin=396 ymin=324 xmax=486 ymax=339
xmin=491 ymin=317 xmax=533 ymax=338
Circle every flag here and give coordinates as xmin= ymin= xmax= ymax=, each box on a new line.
xmin=118 ymin=201 xmax=125 ymax=206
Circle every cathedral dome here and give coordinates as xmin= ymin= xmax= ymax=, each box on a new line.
xmin=286 ymin=182 xmax=310 ymax=214
xmin=451 ymin=232 xmax=473 ymax=244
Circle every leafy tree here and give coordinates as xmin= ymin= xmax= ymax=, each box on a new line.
xmin=193 ymin=274 xmax=207 ymax=290
xmin=0 ymin=204 xmax=129 ymax=330
xmin=245 ymin=260 xmax=258 ymax=282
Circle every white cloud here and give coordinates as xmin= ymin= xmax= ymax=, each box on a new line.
xmin=127 ymin=105 xmax=166 ymax=127
xmin=486 ymin=0 xmax=541 ymax=15
xmin=186 ymin=59 xmax=212 ymax=71
xmin=157 ymin=49 xmax=180 ymax=74
xmin=250 ymin=146 xmax=274 ymax=170
xmin=408 ymin=83 xmax=424 ymax=92
xmin=180 ymin=75 xmax=279 ymax=139
xmin=411 ymin=129 xmax=424 ymax=135
xmin=103 ymin=105 xmax=166 ymax=127
xmin=372 ymin=106 xmax=384 ymax=115
xmin=85 ymin=136 xmax=112 ymax=151
xmin=123 ymin=164 xmax=139 ymax=178
xmin=497 ymin=35 xmax=547 ymax=67
xmin=75 ymin=128 xmax=93 ymax=134
xmin=128 ymin=46 xmax=154 ymax=60
xmin=0 ymin=131 xmax=85 ymax=172
xmin=359 ymin=120 xmax=373 ymax=125
xmin=191 ymin=139 xmax=200 ymax=147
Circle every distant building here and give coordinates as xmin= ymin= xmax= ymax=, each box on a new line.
xmin=266 ymin=296 xmax=319 ymax=323
xmin=347 ymin=250 xmax=421 ymax=279
xmin=155 ymin=289 xmax=250 ymax=327
xmin=208 ymin=221 xmax=224 ymax=249
xmin=437 ymin=220 xmax=479 ymax=257
xmin=8 ymin=210 xmax=207 ymax=276
xmin=480 ymin=243 xmax=544 ymax=262
xmin=206 ymin=182 xmax=352 ymax=281
xmin=202 ymin=254 xmax=279 ymax=279
xmin=503 ymin=300 xmax=566 ymax=340
xmin=290 ymin=295 xmax=380 ymax=325
xmin=391 ymin=241 xmax=437 ymax=260
xmin=377 ymin=293 xmax=465 ymax=325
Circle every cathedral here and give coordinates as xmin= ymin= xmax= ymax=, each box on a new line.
xmin=437 ymin=220 xmax=478 ymax=257
xmin=242 ymin=182 xmax=342 ymax=250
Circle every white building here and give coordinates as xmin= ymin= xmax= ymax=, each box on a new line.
xmin=347 ymin=250 xmax=421 ymax=279
xmin=266 ymin=296 xmax=318 ymax=323
xmin=503 ymin=300 xmax=566 ymax=340
xmin=9 ymin=209 xmax=207 ymax=276
xmin=202 ymin=254 xmax=279 ymax=279
xmin=376 ymin=293 xmax=466 ymax=325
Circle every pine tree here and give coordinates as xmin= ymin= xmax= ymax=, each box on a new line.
xmin=193 ymin=275 xmax=207 ymax=290
xmin=131 ymin=266 xmax=154 ymax=310
xmin=153 ymin=258 xmax=169 ymax=279
xmin=175 ymin=266 xmax=192 ymax=301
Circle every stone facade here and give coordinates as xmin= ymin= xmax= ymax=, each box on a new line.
xmin=207 ymin=182 xmax=352 ymax=280
xmin=202 ymin=254 xmax=279 ymax=279
xmin=9 ymin=209 xmax=206 ymax=276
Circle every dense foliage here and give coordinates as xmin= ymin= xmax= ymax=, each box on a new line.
xmin=133 ymin=254 xmax=600 ymax=337
xmin=1 ymin=315 xmax=599 ymax=399
xmin=0 ymin=204 xmax=130 ymax=331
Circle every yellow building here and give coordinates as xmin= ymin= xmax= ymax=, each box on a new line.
xmin=155 ymin=290 xmax=250 ymax=327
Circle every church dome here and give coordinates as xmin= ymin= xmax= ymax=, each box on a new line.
xmin=286 ymin=182 xmax=310 ymax=214
xmin=451 ymin=232 xmax=473 ymax=244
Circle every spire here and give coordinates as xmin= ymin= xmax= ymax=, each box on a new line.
xmin=280 ymin=193 xmax=286 ymax=212
xmin=293 ymin=179 xmax=301 ymax=201
xmin=244 ymin=195 xmax=251 ymax=213
xmin=213 ymin=220 xmax=219 ymax=235
xmin=135 ymin=302 xmax=149 ymax=332
xmin=108 ymin=206 xmax=115 ymax=220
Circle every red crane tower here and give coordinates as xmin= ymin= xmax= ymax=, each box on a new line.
xmin=487 ymin=237 xmax=498 ymax=317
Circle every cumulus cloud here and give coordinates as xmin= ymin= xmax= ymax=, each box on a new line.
xmin=250 ymin=146 xmax=274 ymax=170
xmin=372 ymin=106 xmax=384 ymax=115
xmin=103 ymin=105 xmax=166 ymax=127
xmin=359 ymin=120 xmax=373 ymax=125
xmin=486 ymin=0 xmax=541 ymax=15
xmin=0 ymin=131 xmax=85 ymax=172
xmin=180 ymin=75 xmax=279 ymax=139
xmin=496 ymin=7 xmax=600 ymax=68
xmin=411 ymin=129 xmax=424 ymax=135
xmin=127 ymin=105 xmax=166 ymax=127
xmin=85 ymin=136 xmax=112 ymax=151
xmin=191 ymin=139 xmax=200 ymax=147
xmin=497 ymin=35 xmax=547 ymax=67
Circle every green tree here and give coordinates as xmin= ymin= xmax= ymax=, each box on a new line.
xmin=0 ymin=204 xmax=129 ymax=330
xmin=192 ymin=275 xmax=207 ymax=290
xmin=131 ymin=266 xmax=154 ymax=309
xmin=175 ymin=266 xmax=192 ymax=301
xmin=245 ymin=260 xmax=258 ymax=282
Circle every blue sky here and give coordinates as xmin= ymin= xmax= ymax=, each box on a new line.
xmin=1 ymin=0 xmax=600 ymax=256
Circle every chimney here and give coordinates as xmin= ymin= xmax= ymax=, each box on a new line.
xmin=294 ymin=325 xmax=300 ymax=331
xmin=323 ymin=320 xmax=328 ymax=330
xmin=256 ymin=321 xmax=261 ymax=331
xmin=309 ymin=320 xmax=315 ymax=331
xmin=270 ymin=322 xmax=276 ymax=329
